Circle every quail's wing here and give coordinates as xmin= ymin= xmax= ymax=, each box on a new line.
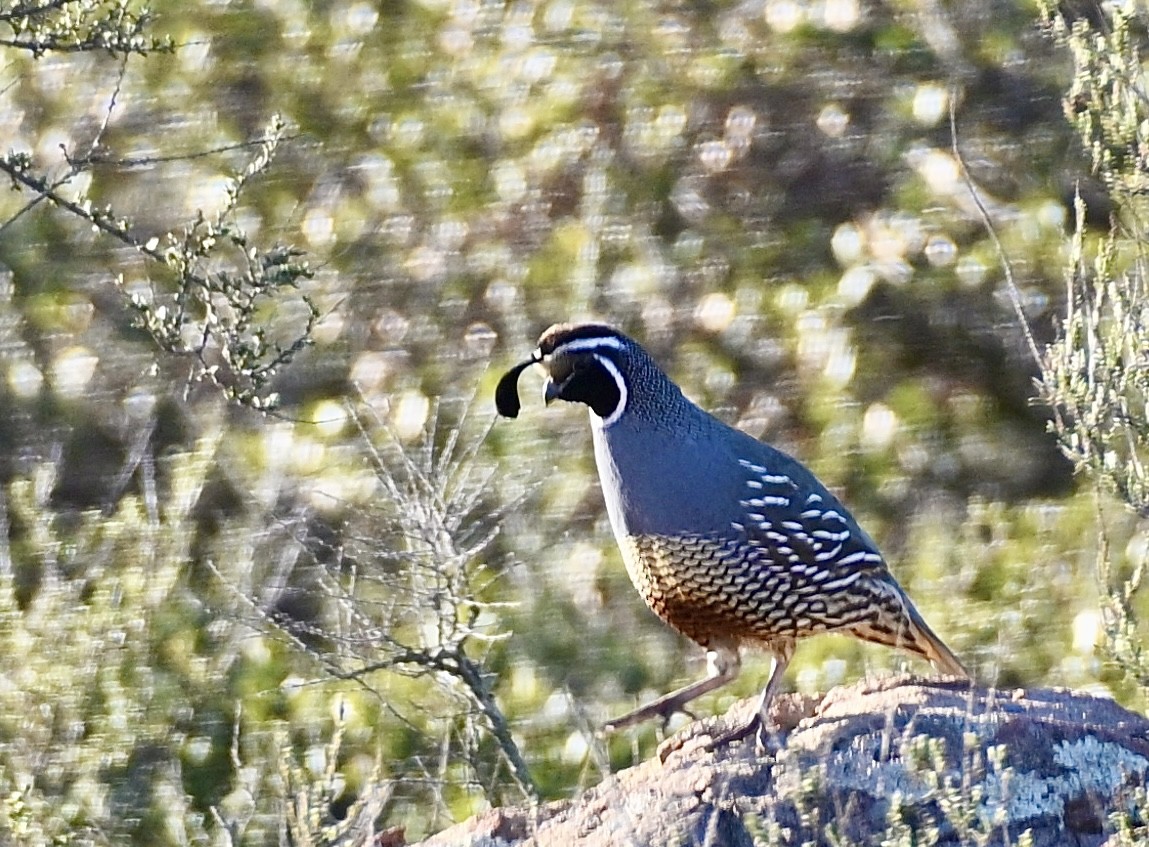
xmin=731 ymin=457 xmax=889 ymax=579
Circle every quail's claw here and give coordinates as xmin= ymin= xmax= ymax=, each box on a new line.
xmin=704 ymin=712 xmax=760 ymax=750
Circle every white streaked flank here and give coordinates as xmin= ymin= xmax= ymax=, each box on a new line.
xmin=819 ymin=572 xmax=863 ymax=592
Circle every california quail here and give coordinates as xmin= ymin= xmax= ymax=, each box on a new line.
xmin=496 ymin=322 xmax=969 ymax=744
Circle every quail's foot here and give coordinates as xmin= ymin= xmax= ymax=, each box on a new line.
xmin=604 ymin=693 xmax=695 ymax=732
xmin=703 ymin=712 xmax=783 ymax=754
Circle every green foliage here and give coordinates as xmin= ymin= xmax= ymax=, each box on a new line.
xmin=0 ymin=437 xmax=226 ymax=845
xmin=0 ymin=0 xmax=1144 ymax=842
xmin=1047 ymin=2 xmax=1149 ymax=201
xmin=124 ymin=115 xmax=319 ymax=411
xmin=1038 ymin=1 xmax=1149 ymax=703
xmin=249 ymin=398 xmax=538 ymax=806
xmin=0 ymin=0 xmax=170 ymax=57
xmin=0 ymin=6 xmax=315 ymax=413
xmin=0 ymin=113 xmax=318 ymax=412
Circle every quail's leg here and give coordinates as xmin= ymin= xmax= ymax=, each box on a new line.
xmin=604 ymin=646 xmax=741 ymax=731
xmin=705 ymin=643 xmax=794 ymax=750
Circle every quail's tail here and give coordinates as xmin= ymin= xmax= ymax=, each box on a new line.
xmin=902 ymin=600 xmax=969 ymax=678
xmin=852 ymin=578 xmax=970 ymax=679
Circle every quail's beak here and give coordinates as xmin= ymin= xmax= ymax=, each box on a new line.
xmin=543 ymin=376 xmax=563 ymax=406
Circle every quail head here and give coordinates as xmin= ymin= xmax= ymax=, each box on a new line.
xmin=496 ymin=322 xmax=969 ymax=745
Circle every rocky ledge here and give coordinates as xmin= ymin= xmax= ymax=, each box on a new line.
xmin=411 ymin=677 xmax=1149 ymax=847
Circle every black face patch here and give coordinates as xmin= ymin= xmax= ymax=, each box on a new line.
xmin=552 ymin=356 xmax=622 ymax=418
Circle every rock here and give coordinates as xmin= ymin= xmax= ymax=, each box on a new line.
xmin=410 ymin=677 xmax=1149 ymax=847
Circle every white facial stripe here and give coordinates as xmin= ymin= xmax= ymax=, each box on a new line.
xmin=593 ymin=353 xmax=627 ymax=427
xmin=549 ymin=335 xmax=625 ymax=358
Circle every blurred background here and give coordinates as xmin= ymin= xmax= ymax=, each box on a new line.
xmin=0 ymin=0 xmax=1144 ymax=843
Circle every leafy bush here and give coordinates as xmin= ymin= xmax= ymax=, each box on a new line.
xmin=1039 ymin=0 xmax=1149 ymax=706
xmin=2 ymin=0 xmax=1149 ymax=843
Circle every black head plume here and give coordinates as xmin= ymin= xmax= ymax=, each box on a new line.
xmin=495 ymin=356 xmax=537 ymax=418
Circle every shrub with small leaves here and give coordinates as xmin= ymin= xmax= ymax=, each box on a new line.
xmin=1039 ymin=1 xmax=1149 ymax=697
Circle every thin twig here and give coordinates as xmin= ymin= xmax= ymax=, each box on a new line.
xmin=948 ymin=90 xmax=1066 ymax=437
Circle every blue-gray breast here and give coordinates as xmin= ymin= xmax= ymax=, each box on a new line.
xmin=496 ymin=322 xmax=969 ymax=744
